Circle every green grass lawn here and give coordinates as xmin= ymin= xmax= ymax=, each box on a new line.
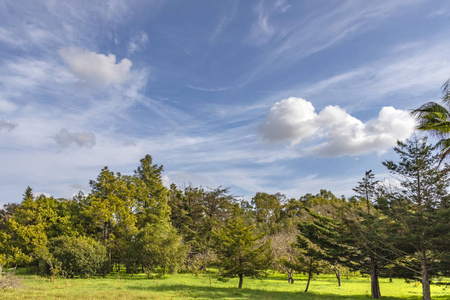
xmin=2 ymin=271 xmax=449 ymax=299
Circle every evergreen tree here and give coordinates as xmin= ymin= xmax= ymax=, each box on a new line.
xmin=296 ymin=207 xmax=346 ymax=292
xmin=134 ymin=155 xmax=171 ymax=226
xmin=350 ymin=170 xmax=383 ymax=298
xmin=212 ymin=209 xmax=272 ymax=289
xmin=382 ymin=136 xmax=450 ymax=300
xmin=353 ymin=170 xmax=378 ymax=214
xmin=84 ymin=167 xmax=137 ymax=272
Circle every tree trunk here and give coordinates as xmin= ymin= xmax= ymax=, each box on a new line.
xmin=421 ymin=250 xmax=431 ymax=300
xmin=108 ymin=251 xmax=112 ymax=273
xmin=163 ymin=266 xmax=166 ymax=275
xmin=288 ymin=272 xmax=294 ymax=284
xmin=102 ymin=222 xmax=108 ymax=246
xmin=335 ymin=268 xmax=341 ymax=287
xmin=305 ymin=260 xmax=313 ymax=293
xmin=238 ymin=274 xmax=243 ymax=289
xmin=370 ymin=257 xmax=381 ymax=299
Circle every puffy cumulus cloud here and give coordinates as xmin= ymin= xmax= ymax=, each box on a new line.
xmin=260 ymin=97 xmax=415 ymax=157
xmin=317 ymin=106 xmax=415 ymax=156
xmin=259 ymin=97 xmax=320 ymax=145
xmin=59 ymin=47 xmax=132 ymax=88
xmin=0 ymin=119 xmax=18 ymax=131
xmin=53 ymin=129 xmax=96 ymax=148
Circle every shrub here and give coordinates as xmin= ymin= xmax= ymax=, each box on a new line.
xmin=0 ymin=268 xmax=20 ymax=290
xmin=49 ymin=236 xmax=107 ymax=278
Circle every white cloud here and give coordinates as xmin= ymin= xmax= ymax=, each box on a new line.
xmin=240 ymin=1 xmax=415 ymax=86
xmin=274 ymin=0 xmax=291 ymax=13
xmin=35 ymin=192 xmax=53 ymax=198
xmin=0 ymin=27 xmax=23 ymax=47
xmin=249 ymin=0 xmax=293 ymax=45
xmin=0 ymin=119 xmax=18 ymax=131
xmin=250 ymin=2 xmax=276 ymax=45
xmin=59 ymin=48 xmax=132 ymax=88
xmin=53 ymin=129 xmax=96 ymax=148
xmin=317 ymin=106 xmax=415 ymax=156
xmin=0 ymin=99 xmax=17 ymax=113
xmin=259 ymin=97 xmax=319 ymax=144
xmin=260 ymin=97 xmax=415 ymax=157
xmin=162 ymin=175 xmax=171 ymax=188
xmin=128 ymin=32 xmax=148 ymax=54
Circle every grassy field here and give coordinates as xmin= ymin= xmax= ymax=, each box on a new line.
xmin=2 ymin=271 xmax=449 ymax=299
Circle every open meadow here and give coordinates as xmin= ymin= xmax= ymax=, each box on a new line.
xmin=2 ymin=272 xmax=449 ymax=300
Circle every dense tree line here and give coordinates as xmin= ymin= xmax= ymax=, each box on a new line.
xmin=1 ymin=138 xmax=449 ymax=299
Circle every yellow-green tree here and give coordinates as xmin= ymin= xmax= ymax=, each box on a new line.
xmin=84 ymin=167 xmax=137 ymax=272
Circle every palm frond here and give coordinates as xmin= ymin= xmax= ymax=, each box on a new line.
xmin=442 ymin=79 xmax=450 ymax=103
xmin=437 ymin=139 xmax=450 ymax=166
xmin=411 ymin=102 xmax=450 ymax=137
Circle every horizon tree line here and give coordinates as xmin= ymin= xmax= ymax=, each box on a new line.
xmin=0 ymin=136 xmax=449 ymax=299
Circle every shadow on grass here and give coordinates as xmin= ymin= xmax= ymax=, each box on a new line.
xmin=125 ymin=283 xmax=427 ymax=300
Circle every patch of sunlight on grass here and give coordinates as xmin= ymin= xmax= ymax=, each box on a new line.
xmin=2 ymin=272 xmax=449 ymax=300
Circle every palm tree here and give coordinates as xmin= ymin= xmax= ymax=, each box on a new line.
xmin=411 ymin=80 xmax=450 ymax=164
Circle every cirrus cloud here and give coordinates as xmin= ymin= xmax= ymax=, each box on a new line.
xmin=260 ymin=97 xmax=415 ymax=157
xmin=59 ymin=47 xmax=132 ymax=88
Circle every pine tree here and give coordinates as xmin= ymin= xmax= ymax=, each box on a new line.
xmin=382 ymin=136 xmax=450 ymax=300
xmin=213 ymin=209 xmax=272 ymax=289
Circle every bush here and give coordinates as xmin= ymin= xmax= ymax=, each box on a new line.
xmin=0 ymin=269 xmax=20 ymax=290
xmin=49 ymin=236 xmax=107 ymax=278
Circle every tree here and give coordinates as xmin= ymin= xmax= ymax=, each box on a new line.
xmin=353 ymin=170 xmax=378 ymax=214
xmin=296 ymin=189 xmax=395 ymax=298
xmin=212 ymin=210 xmax=272 ymax=289
xmin=134 ymin=155 xmax=171 ymax=227
xmin=84 ymin=167 xmax=137 ymax=272
xmin=0 ymin=203 xmax=19 ymax=231
xmin=6 ymin=189 xmax=51 ymax=270
xmin=412 ymin=81 xmax=450 ymax=163
xmin=168 ymin=185 xmax=206 ymax=270
xmin=268 ymin=228 xmax=299 ymax=284
xmin=168 ymin=185 xmax=235 ymax=271
xmin=339 ymin=205 xmax=393 ymax=299
xmin=381 ymin=136 xmax=450 ymax=300
xmin=252 ymin=192 xmax=285 ymax=234
xmin=296 ymin=207 xmax=346 ymax=293
xmin=351 ymin=170 xmax=383 ymax=298
xmin=136 ymin=222 xmax=187 ymax=276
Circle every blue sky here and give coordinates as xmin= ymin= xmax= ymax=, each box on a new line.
xmin=1 ymin=0 xmax=449 ymax=204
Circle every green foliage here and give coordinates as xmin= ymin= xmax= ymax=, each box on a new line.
xmin=381 ymin=136 xmax=450 ymax=300
xmin=1 ymin=151 xmax=449 ymax=300
xmin=252 ymin=192 xmax=285 ymax=234
xmin=352 ymin=170 xmax=378 ymax=213
xmin=168 ymin=185 xmax=235 ymax=270
xmin=49 ymin=236 xmax=107 ymax=278
xmin=212 ymin=211 xmax=272 ymax=288
xmin=412 ymin=79 xmax=450 ymax=164
xmin=134 ymin=155 xmax=171 ymax=226
xmin=136 ymin=222 xmax=187 ymax=275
